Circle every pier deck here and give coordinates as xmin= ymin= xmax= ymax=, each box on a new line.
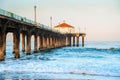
xmin=0 ymin=8 xmax=86 ymax=61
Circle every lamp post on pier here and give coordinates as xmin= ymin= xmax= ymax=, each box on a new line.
xmin=50 ymin=16 xmax=52 ymax=29
xmin=34 ymin=5 xmax=37 ymax=25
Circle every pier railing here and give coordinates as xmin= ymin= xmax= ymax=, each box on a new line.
xmin=0 ymin=8 xmax=60 ymax=33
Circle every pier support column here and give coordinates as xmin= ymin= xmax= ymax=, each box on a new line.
xmin=34 ymin=34 xmax=37 ymax=53
xmin=54 ymin=37 xmax=56 ymax=48
xmin=26 ymin=33 xmax=31 ymax=55
xmin=22 ymin=33 xmax=25 ymax=52
xmin=68 ymin=36 xmax=71 ymax=46
xmin=64 ymin=37 xmax=66 ymax=46
xmin=82 ymin=35 xmax=85 ymax=47
xmin=69 ymin=36 xmax=71 ymax=46
xmin=57 ymin=37 xmax=59 ymax=47
xmin=60 ymin=37 xmax=62 ymax=47
xmin=66 ymin=37 xmax=68 ymax=46
xmin=48 ymin=36 xmax=51 ymax=49
xmin=62 ymin=37 xmax=65 ymax=47
xmin=56 ymin=37 xmax=58 ymax=48
xmin=39 ymin=35 xmax=43 ymax=50
xmin=47 ymin=36 xmax=50 ymax=49
xmin=60 ymin=37 xmax=63 ymax=47
xmin=13 ymin=33 xmax=16 ymax=53
xmin=59 ymin=37 xmax=61 ymax=47
xmin=0 ymin=30 xmax=6 ymax=61
xmin=76 ymin=37 xmax=79 ymax=47
xmin=52 ymin=36 xmax=55 ymax=48
xmin=4 ymin=33 xmax=6 ymax=56
xmin=50 ymin=37 xmax=53 ymax=48
xmin=73 ymin=36 xmax=75 ymax=46
xmin=56 ymin=37 xmax=59 ymax=48
xmin=59 ymin=37 xmax=62 ymax=47
xmin=45 ymin=36 xmax=47 ymax=48
xmin=43 ymin=35 xmax=47 ymax=49
xmin=13 ymin=31 xmax=20 ymax=58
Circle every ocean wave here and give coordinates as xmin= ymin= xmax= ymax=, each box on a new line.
xmin=1 ymin=69 xmax=120 ymax=78
xmin=67 ymin=71 xmax=120 ymax=77
xmin=85 ymin=47 xmax=120 ymax=51
xmin=64 ymin=47 xmax=120 ymax=54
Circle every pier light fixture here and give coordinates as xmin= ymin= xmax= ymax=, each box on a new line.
xmin=34 ymin=5 xmax=37 ymax=25
xmin=50 ymin=16 xmax=52 ymax=29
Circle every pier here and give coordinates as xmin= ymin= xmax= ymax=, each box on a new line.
xmin=0 ymin=8 xmax=86 ymax=61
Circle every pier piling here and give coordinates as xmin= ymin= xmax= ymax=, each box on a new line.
xmin=0 ymin=30 xmax=6 ymax=61
xmin=26 ymin=33 xmax=31 ymax=55
xmin=34 ymin=34 xmax=38 ymax=53
xmin=76 ymin=37 xmax=79 ymax=47
xmin=82 ymin=35 xmax=85 ymax=47
xmin=22 ymin=33 xmax=25 ymax=52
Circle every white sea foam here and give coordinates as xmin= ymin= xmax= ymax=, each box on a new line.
xmin=0 ymin=41 xmax=120 ymax=80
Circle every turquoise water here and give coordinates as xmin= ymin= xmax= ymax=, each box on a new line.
xmin=0 ymin=41 xmax=120 ymax=80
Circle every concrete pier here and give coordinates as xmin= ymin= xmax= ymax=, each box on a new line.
xmin=0 ymin=9 xmax=86 ymax=61
xmin=65 ymin=33 xmax=86 ymax=47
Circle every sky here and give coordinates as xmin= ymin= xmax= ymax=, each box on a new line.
xmin=0 ymin=0 xmax=120 ymax=41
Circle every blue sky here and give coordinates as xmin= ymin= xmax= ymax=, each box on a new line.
xmin=0 ymin=0 xmax=120 ymax=41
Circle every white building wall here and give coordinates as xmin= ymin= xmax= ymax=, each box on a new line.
xmin=54 ymin=27 xmax=74 ymax=33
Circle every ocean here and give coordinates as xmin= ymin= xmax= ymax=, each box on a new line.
xmin=0 ymin=41 xmax=120 ymax=80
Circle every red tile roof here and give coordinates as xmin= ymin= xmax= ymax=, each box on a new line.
xmin=54 ymin=22 xmax=74 ymax=28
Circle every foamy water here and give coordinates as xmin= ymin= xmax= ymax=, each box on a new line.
xmin=0 ymin=41 xmax=120 ymax=80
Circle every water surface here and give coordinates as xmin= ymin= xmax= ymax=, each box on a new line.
xmin=0 ymin=41 xmax=120 ymax=80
